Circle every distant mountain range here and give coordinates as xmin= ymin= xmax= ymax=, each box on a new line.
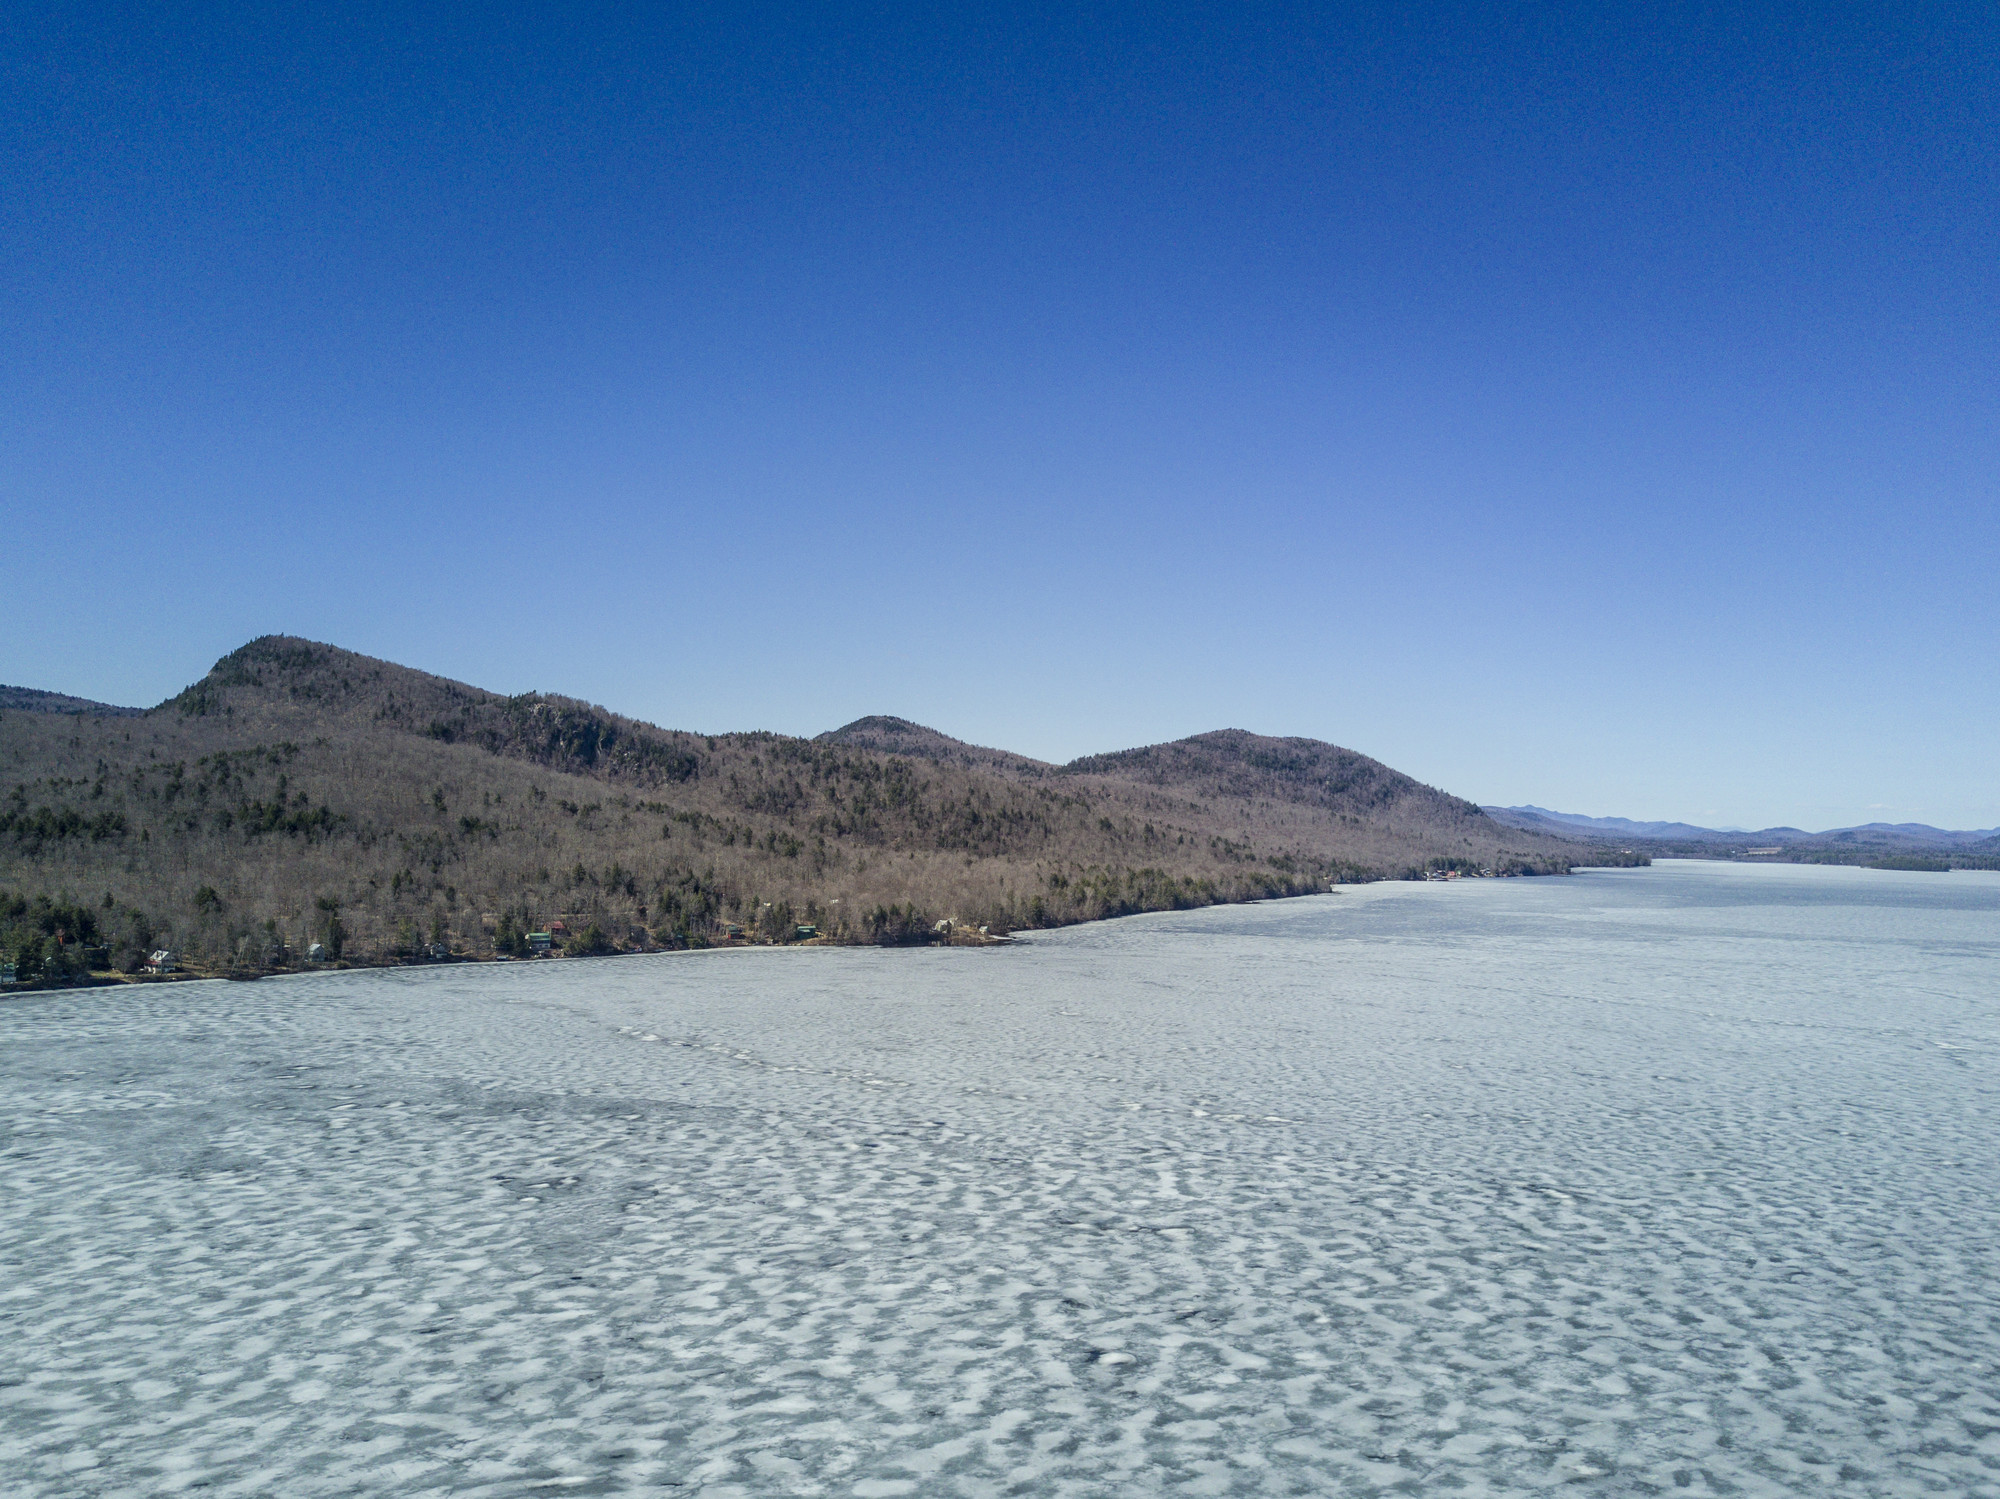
xmin=1485 ymin=805 xmax=2000 ymax=854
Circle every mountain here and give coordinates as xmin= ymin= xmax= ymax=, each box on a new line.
xmin=1484 ymin=806 xmax=1787 ymax=842
xmin=1484 ymin=806 xmax=1999 ymax=858
xmin=816 ymin=716 xmax=1050 ymax=775
xmin=0 ymin=636 xmax=1631 ymax=976
xmin=1067 ymin=731 xmax=1503 ymax=850
xmin=1823 ymin=822 xmax=2000 ymax=849
xmin=0 ymin=685 xmax=144 ymax=717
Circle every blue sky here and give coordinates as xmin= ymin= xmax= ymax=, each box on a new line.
xmin=4 ymin=3 xmax=1995 ymax=829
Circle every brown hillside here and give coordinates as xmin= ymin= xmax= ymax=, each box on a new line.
xmin=817 ymin=716 xmax=1051 ymax=775
xmin=0 ymin=636 xmax=1630 ymax=978
xmin=1067 ymin=729 xmax=1484 ymax=819
xmin=0 ymin=685 xmax=144 ymax=717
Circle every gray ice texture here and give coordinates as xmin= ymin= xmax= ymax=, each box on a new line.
xmin=3 ymin=860 xmax=1997 ymax=1497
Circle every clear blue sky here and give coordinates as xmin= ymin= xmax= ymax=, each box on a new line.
xmin=5 ymin=3 xmax=1995 ymax=830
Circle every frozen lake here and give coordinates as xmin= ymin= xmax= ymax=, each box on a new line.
xmin=3 ymin=860 xmax=1997 ymax=1497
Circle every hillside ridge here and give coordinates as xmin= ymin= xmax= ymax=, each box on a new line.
xmin=1 ymin=684 xmax=145 ymax=717
xmin=817 ymin=715 xmax=1051 ymax=774
xmin=1 ymin=637 xmax=1629 ymax=980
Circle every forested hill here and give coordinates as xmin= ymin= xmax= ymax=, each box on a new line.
xmin=0 ymin=685 xmax=144 ymax=717
xmin=816 ymin=716 xmax=1050 ymax=775
xmin=1067 ymin=729 xmax=1488 ymax=826
xmin=0 ymin=636 xmax=1633 ymax=978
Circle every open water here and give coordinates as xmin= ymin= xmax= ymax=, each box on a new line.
xmin=2 ymin=860 xmax=1996 ymax=1496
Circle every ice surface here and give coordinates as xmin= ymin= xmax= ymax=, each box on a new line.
xmin=3 ymin=860 xmax=1997 ymax=1496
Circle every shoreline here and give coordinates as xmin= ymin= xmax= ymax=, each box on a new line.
xmin=2 ymin=859 xmax=1699 ymax=994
